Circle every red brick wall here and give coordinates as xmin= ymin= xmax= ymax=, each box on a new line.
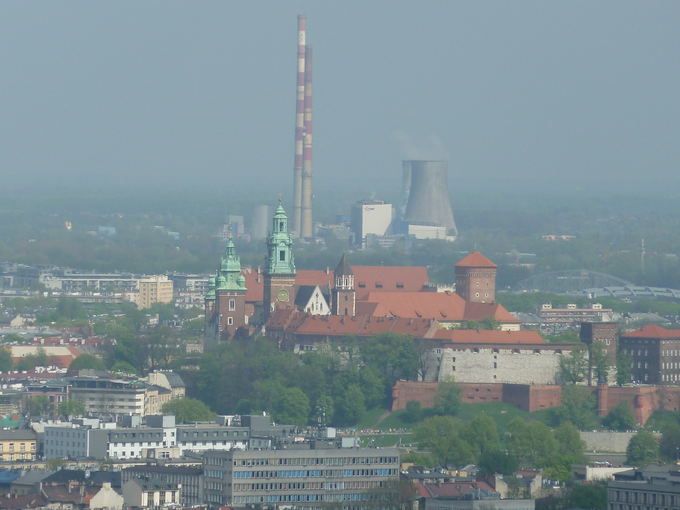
xmin=392 ymin=381 xmax=680 ymax=425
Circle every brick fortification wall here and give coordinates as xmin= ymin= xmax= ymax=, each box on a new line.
xmin=392 ymin=381 xmax=680 ymax=425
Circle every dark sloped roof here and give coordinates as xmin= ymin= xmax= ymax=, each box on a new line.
xmin=162 ymin=372 xmax=185 ymax=388
xmin=334 ymin=254 xmax=353 ymax=276
xmin=294 ymin=285 xmax=330 ymax=310
xmin=42 ymin=470 xmax=86 ymax=485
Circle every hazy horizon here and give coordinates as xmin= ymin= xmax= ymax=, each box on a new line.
xmin=1 ymin=2 xmax=679 ymax=198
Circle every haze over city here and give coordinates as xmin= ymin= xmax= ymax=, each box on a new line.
xmin=4 ymin=3 xmax=680 ymax=508
xmin=1 ymin=1 xmax=679 ymax=195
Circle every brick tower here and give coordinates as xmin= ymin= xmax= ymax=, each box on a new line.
xmin=204 ymin=231 xmax=248 ymax=345
xmin=263 ymin=201 xmax=297 ymax=322
xmin=332 ymin=253 xmax=355 ymax=316
xmin=454 ymin=251 xmax=497 ymax=303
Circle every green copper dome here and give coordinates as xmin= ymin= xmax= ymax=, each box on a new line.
xmin=205 ymin=275 xmax=216 ymax=300
xmin=265 ymin=201 xmax=296 ymax=275
xmin=217 ymin=233 xmax=247 ymax=291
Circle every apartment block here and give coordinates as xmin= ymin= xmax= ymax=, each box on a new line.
xmin=139 ymin=275 xmax=174 ymax=309
xmin=202 ymin=444 xmax=400 ymax=508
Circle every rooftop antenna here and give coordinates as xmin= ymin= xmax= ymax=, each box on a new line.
xmin=641 ymin=239 xmax=645 ymax=271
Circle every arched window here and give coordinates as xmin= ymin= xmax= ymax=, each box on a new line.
xmin=229 ymin=299 xmax=235 ymax=311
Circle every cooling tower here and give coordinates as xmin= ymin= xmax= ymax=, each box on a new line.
xmin=251 ymin=204 xmax=273 ymax=240
xmin=403 ymin=160 xmax=458 ymax=235
xmin=395 ymin=160 xmax=412 ymax=220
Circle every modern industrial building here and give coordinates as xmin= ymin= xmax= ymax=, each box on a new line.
xmin=202 ymin=444 xmax=400 ymax=508
xmin=350 ymin=200 xmax=392 ymax=248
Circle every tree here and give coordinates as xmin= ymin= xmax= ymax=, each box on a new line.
xmin=616 ymin=351 xmax=633 ymax=386
xmin=507 ymin=418 xmax=558 ymax=469
xmin=110 ymin=361 xmax=139 ymax=374
xmin=1 ymin=333 xmax=28 ymax=344
xmin=602 ymin=400 xmax=636 ymax=431
xmin=69 ymin=354 xmax=106 ymax=371
xmin=46 ymin=458 xmax=65 ymax=470
xmin=57 ymin=297 xmax=86 ymax=320
xmin=0 ymin=348 xmax=13 ymax=372
xmin=626 ymin=431 xmax=659 ymax=466
xmin=559 ymin=345 xmax=588 ymax=384
xmin=553 ymin=385 xmax=597 ymax=430
xmin=414 ymin=416 xmax=474 ymax=469
xmin=477 ymin=450 xmax=518 ymax=476
xmin=568 ymin=480 xmax=608 ymax=510
xmin=554 ymin=422 xmax=587 ymax=464
xmin=276 ymin=387 xmax=311 ymax=427
xmin=25 ymin=395 xmax=51 ymax=417
xmin=589 ymin=342 xmax=610 ymax=384
xmin=404 ymin=401 xmax=422 ymax=423
xmin=433 ymin=376 xmax=462 ymax=416
xmin=334 ymin=384 xmax=365 ymax=425
xmin=660 ymin=423 xmax=680 ymax=463
xmin=401 ymin=452 xmax=434 ymax=468
xmin=141 ymin=325 xmax=181 ymax=373
xmin=162 ymin=397 xmax=216 ymax=424
xmin=34 ymin=347 xmax=49 ymax=367
xmin=58 ymin=400 xmax=86 ymax=418
xmin=460 ymin=414 xmax=500 ymax=461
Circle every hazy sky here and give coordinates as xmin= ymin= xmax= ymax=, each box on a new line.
xmin=1 ymin=2 xmax=679 ymax=197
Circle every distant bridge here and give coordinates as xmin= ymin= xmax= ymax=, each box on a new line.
xmin=512 ymin=270 xmax=633 ymax=294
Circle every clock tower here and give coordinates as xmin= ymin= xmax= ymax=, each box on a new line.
xmin=263 ymin=201 xmax=297 ymax=322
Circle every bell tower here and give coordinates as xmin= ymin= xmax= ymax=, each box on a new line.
xmin=332 ymin=253 xmax=355 ymax=316
xmin=264 ymin=201 xmax=297 ymax=322
xmin=454 ymin=251 xmax=497 ymax=303
xmin=215 ymin=231 xmax=248 ymax=341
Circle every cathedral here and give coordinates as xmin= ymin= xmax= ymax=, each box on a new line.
xmin=205 ymin=202 xmax=518 ymax=347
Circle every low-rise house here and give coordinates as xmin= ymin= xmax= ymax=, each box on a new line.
xmin=0 ymin=430 xmax=37 ymax=461
xmin=121 ymin=466 xmax=201 ymax=507
xmin=122 ymin=478 xmax=181 ymax=510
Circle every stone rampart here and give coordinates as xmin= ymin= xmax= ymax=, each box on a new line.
xmin=580 ymin=431 xmax=636 ymax=452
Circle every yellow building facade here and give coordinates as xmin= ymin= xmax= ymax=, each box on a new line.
xmin=139 ymin=275 xmax=174 ymax=309
xmin=0 ymin=430 xmax=37 ymax=461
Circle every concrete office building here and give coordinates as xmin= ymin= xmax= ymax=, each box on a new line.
xmin=43 ymin=421 xmax=109 ymax=460
xmin=202 ymin=444 xmax=400 ymax=508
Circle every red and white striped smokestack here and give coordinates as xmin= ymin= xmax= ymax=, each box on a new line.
xmin=301 ymin=45 xmax=313 ymax=239
xmin=292 ymin=15 xmax=306 ymax=237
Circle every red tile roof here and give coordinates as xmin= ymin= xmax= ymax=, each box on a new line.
xmin=434 ymin=329 xmax=546 ymax=344
xmin=242 ymin=265 xmax=429 ymax=302
xmin=358 ymin=291 xmax=466 ymax=320
xmin=267 ymin=311 xmax=438 ymax=339
xmin=455 ymin=251 xmax=497 ymax=268
xmin=241 ymin=268 xmax=264 ymax=302
xmin=463 ymin=302 xmax=520 ymax=324
xmin=413 ymin=482 xmax=430 ymax=498
xmin=296 ymin=270 xmax=333 ymax=288
xmin=356 ymin=292 xmax=519 ymax=325
xmin=622 ymin=324 xmax=680 ymax=339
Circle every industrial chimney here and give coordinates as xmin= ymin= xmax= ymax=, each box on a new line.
xmin=403 ymin=160 xmax=458 ymax=235
xmin=300 ymin=45 xmax=313 ymax=239
xmin=292 ymin=15 xmax=306 ymax=237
